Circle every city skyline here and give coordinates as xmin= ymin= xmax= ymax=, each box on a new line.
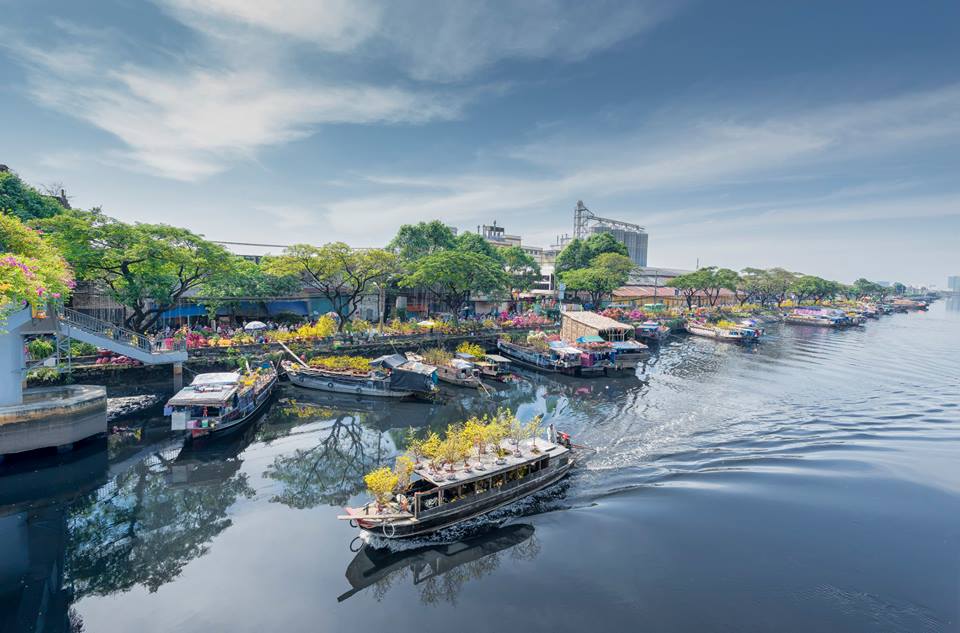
xmin=2 ymin=0 xmax=958 ymax=286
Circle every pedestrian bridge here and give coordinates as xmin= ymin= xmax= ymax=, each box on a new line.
xmin=55 ymin=307 xmax=187 ymax=365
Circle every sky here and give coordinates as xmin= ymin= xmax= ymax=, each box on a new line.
xmin=1 ymin=0 xmax=958 ymax=287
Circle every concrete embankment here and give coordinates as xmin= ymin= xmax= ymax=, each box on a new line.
xmin=0 ymin=385 xmax=107 ymax=457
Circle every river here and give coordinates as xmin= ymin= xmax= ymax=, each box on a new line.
xmin=2 ymin=300 xmax=958 ymax=632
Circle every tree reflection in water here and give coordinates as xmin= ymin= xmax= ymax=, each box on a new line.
xmin=264 ymin=403 xmax=393 ymax=509
xmin=65 ymin=438 xmax=256 ymax=597
xmin=339 ymin=524 xmax=539 ymax=605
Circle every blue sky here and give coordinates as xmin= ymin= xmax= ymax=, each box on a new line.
xmin=1 ymin=0 xmax=958 ymax=286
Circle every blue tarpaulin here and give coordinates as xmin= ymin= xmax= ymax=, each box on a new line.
xmin=160 ymin=305 xmax=206 ymax=319
xmin=266 ymin=300 xmax=309 ymax=316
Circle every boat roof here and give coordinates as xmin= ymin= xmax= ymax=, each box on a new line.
xmin=413 ymin=437 xmax=570 ymax=488
xmin=167 ymin=382 xmax=238 ymax=406
xmin=192 ymin=372 xmax=240 ymax=385
xmin=483 ymin=354 xmax=511 ymax=363
xmin=611 ymin=340 xmax=647 ymax=350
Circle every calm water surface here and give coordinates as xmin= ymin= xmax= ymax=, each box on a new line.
xmin=3 ymin=301 xmax=959 ymax=632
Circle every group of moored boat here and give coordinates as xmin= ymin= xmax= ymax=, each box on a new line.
xmin=162 ymin=298 xmax=932 ymax=540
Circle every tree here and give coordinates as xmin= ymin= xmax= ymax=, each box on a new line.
xmin=498 ymin=246 xmax=541 ymax=292
xmin=892 ymin=282 xmax=906 ymax=296
xmin=555 ymin=233 xmax=629 ymax=274
xmin=591 ymin=252 xmax=635 ymax=277
xmin=584 ymin=232 xmax=629 ymax=260
xmin=200 ymin=258 xmax=301 ymax=322
xmin=0 ymin=170 xmax=67 ymax=222
xmin=454 ymin=232 xmax=502 ymax=261
xmin=554 ymin=238 xmax=589 ymax=274
xmin=791 ymin=275 xmax=840 ymax=305
xmin=39 ymin=210 xmax=235 ymax=332
xmin=666 ymin=271 xmax=702 ymax=309
xmin=764 ymin=268 xmax=797 ymax=308
xmin=264 ymin=243 xmax=398 ymax=331
xmin=364 ymin=466 xmax=399 ymax=507
xmin=0 ymin=213 xmax=74 ymax=324
xmin=737 ymin=267 xmax=766 ymax=306
xmin=388 ymin=220 xmax=456 ymax=262
xmin=853 ymin=278 xmax=881 ymax=299
xmin=694 ymin=267 xmax=739 ymax=307
xmin=400 ymin=250 xmax=511 ymax=318
xmin=559 ymin=267 xmax=624 ymax=306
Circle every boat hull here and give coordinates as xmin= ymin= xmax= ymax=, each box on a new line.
xmin=288 ymin=370 xmax=412 ymax=397
xmin=685 ymin=324 xmax=758 ymax=343
xmin=783 ymin=317 xmax=841 ymax=327
xmin=496 ymin=341 xmax=579 ymax=375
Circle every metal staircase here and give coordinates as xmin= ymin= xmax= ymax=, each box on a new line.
xmin=55 ymin=306 xmax=187 ymax=364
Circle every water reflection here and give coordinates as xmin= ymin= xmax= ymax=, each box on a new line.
xmin=264 ymin=410 xmax=393 ymax=509
xmin=338 ymin=524 xmax=538 ymax=604
xmin=0 ymin=441 xmax=108 ymax=633
xmin=65 ymin=424 xmax=256 ymax=598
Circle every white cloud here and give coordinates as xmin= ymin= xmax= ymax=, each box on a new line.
xmin=159 ymin=0 xmax=382 ymax=52
xmin=9 ymin=39 xmax=463 ymax=181
xmin=156 ymin=0 xmax=677 ymax=82
xmin=5 ymin=1 xmax=677 ymax=180
xmin=314 ymin=84 xmax=960 ymax=245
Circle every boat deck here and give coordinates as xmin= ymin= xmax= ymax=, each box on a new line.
xmin=414 ymin=437 xmax=569 ymax=487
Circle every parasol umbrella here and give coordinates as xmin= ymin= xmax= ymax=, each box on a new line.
xmin=244 ymin=321 xmax=268 ymax=331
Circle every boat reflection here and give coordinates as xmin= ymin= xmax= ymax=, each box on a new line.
xmin=338 ymin=523 xmax=538 ymax=604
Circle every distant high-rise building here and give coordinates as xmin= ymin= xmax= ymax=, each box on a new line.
xmin=573 ymin=200 xmax=648 ymax=266
xmin=948 ymin=276 xmax=960 ymax=292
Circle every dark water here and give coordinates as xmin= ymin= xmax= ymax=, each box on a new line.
xmin=3 ymin=301 xmax=959 ymax=633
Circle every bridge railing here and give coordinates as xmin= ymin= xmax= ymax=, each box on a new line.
xmin=56 ymin=306 xmax=187 ymax=355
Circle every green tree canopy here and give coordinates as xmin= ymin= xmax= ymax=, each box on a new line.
xmin=499 ymin=246 xmax=541 ymax=292
xmin=555 ymin=232 xmax=630 ymax=274
xmin=401 ymin=250 xmax=511 ymax=317
xmin=38 ymin=209 xmax=236 ymax=332
xmin=0 ymin=170 xmax=67 ymax=222
xmin=200 ymin=258 xmax=302 ymax=321
xmin=264 ymin=243 xmax=398 ymax=330
xmin=388 ymin=220 xmax=457 ymax=262
xmin=559 ymin=267 xmax=625 ymax=306
xmin=790 ymin=275 xmax=840 ymax=304
xmin=454 ymin=232 xmax=503 ymax=262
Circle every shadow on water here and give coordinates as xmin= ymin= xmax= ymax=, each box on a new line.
xmin=338 ymin=523 xmax=538 ymax=604
xmin=0 ymin=440 xmax=108 ymax=633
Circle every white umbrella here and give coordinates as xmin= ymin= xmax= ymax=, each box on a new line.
xmin=244 ymin=321 xmax=268 ymax=331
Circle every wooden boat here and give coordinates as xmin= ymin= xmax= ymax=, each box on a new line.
xmin=406 ymin=352 xmax=482 ymax=389
xmin=893 ymin=298 xmax=928 ymax=311
xmin=784 ymin=307 xmax=849 ymax=327
xmin=635 ymin=320 xmax=671 ymax=344
xmin=467 ymin=353 xmax=517 ymax=383
xmin=339 ymin=434 xmax=576 ymax=539
xmin=167 ymin=363 xmax=277 ymax=439
xmin=685 ymin=320 xmax=762 ymax=343
xmin=282 ymin=354 xmax=438 ymax=398
xmin=496 ymin=339 xmax=581 ymax=375
xmin=607 ymin=339 xmax=648 ymax=369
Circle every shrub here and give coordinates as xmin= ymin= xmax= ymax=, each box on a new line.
xmin=27 ymin=337 xmax=54 ymax=360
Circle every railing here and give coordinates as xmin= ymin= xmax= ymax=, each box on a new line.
xmin=56 ymin=306 xmax=187 ymax=355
